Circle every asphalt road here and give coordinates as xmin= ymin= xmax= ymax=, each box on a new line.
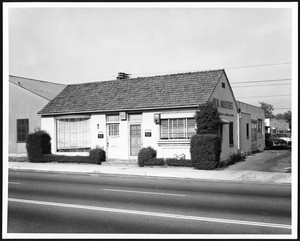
xmin=7 ymin=170 xmax=291 ymax=234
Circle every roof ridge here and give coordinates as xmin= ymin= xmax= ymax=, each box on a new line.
xmin=69 ymin=69 xmax=225 ymax=86
xmin=9 ymin=75 xmax=67 ymax=86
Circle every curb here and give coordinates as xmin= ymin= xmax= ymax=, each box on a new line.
xmin=8 ymin=165 xmax=291 ymax=185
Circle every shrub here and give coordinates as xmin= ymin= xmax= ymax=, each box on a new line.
xmin=195 ymin=101 xmax=221 ymax=135
xmin=26 ymin=130 xmax=51 ymax=163
xmin=165 ymin=158 xmax=193 ymax=167
xmin=143 ymin=158 xmax=165 ymax=166
xmin=228 ymin=152 xmax=246 ymax=165
xmin=43 ymin=154 xmax=91 ymax=163
xmin=138 ymin=147 xmax=157 ymax=167
xmin=89 ymin=147 xmax=106 ymax=164
xmin=190 ymin=134 xmax=222 ymax=170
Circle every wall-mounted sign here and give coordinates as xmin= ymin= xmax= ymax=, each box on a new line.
xmin=145 ymin=132 xmax=152 ymax=137
xmin=220 ymin=100 xmax=233 ymax=110
xmin=213 ymin=98 xmax=233 ymax=110
xmin=120 ymin=111 xmax=127 ymax=120
xmin=98 ymin=134 xmax=104 ymax=138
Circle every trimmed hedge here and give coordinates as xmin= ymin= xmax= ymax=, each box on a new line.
xmin=89 ymin=147 xmax=106 ymax=164
xmin=195 ymin=102 xmax=221 ymax=135
xmin=26 ymin=130 xmax=51 ymax=163
xmin=43 ymin=154 xmax=91 ymax=163
xmin=143 ymin=158 xmax=165 ymax=166
xmin=165 ymin=158 xmax=193 ymax=167
xmin=190 ymin=134 xmax=222 ymax=170
xmin=138 ymin=147 xmax=157 ymax=167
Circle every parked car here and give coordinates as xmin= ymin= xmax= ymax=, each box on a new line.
xmin=265 ymin=134 xmax=289 ymax=149
xmin=271 ymin=133 xmax=292 ymax=148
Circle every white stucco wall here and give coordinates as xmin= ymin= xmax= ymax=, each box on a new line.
xmin=209 ymin=74 xmax=239 ymax=160
xmin=237 ymin=101 xmax=265 ymax=151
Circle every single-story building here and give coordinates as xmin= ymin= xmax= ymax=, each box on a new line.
xmin=236 ymin=101 xmax=265 ymax=154
xmin=38 ymin=70 xmax=264 ymax=161
xmin=9 ymin=75 xmax=66 ymax=155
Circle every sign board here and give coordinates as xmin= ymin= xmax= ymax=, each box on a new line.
xmin=98 ymin=134 xmax=104 ymax=138
xmin=120 ymin=111 xmax=127 ymax=120
xmin=145 ymin=132 xmax=152 ymax=137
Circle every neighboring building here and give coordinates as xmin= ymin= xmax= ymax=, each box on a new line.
xmin=236 ymin=101 xmax=265 ymax=154
xmin=39 ymin=70 xmax=241 ymax=161
xmin=265 ymin=118 xmax=290 ymax=134
xmin=9 ymin=75 xmax=66 ymax=155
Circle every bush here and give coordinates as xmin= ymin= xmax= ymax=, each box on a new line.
xmin=195 ymin=102 xmax=221 ymax=135
xmin=190 ymin=134 xmax=222 ymax=170
xmin=26 ymin=130 xmax=51 ymax=163
xmin=143 ymin=158 xmax=165 ymax=166
xmin=138 ymin=147 xmax=157 ymax=167
xmin=89 ymin=147 xmax=106 ymax=164
xmin=165 ymin=158 xmax=193 ymax=167
xmin=228 ymin=152 xmax=246 ymax=165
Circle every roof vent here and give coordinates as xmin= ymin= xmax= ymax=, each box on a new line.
xmin=116 ymin=72 xmax=130 ymax=80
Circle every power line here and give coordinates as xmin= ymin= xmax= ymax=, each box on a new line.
xmin=131 ymin=61 xmax=292 ymax=77
xmin=231 ymin=78 xmax=291 ymax=84
xmin=232 ymin=83 xmax=291 ymax=88
xmin=224 ymin=62 xmax=291 ymax=70
xmin=236 ymin=94 xmax=291 ymax=99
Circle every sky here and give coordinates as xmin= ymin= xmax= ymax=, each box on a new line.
xmin=5 ymin=2 xmax=297 ymax=115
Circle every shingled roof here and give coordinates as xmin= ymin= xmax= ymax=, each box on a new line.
xmin=38 ymin=69 xmax=225 ymax=115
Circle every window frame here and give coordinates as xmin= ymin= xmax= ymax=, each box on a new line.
xmin=16 ymin=119 xmax=29 ymax=143
xmin=160 ymin=118 xmax=195 ymax=140
xmin=56 ymin=117 xmax=91 ymax=152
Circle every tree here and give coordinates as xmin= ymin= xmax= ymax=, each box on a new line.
xmin=259 ymin=101 xmax=275 ymax=118
xmin=283 ymin=110 xmax=292 ymax=129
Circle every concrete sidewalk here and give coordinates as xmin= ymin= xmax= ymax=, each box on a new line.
xmin=8 ymin=161 xmax=291 ymax=184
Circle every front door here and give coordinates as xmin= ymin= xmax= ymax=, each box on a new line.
xmin=106 ymin=123 xmax=120 ymax=159
xmin=130 ymin=124 xmax=141 ymax=157
xmin=251 ymin=121 xmax=257 ymax=152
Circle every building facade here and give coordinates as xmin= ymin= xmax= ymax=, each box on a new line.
xmin=39 ymin=70 xmax=261 ymax=161
xmin=9 ymin=76 xmax=66 ymax=155
xmin=237 ymin=101 xmax=265 ymax=154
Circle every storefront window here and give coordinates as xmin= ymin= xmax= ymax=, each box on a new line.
xmin=160 ymin=118 xmax=195 ymax=139
xmin=56 ymin=117 xmax=91 ymax=152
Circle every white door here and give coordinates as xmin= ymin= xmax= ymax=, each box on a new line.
xmin=106 ymin=124 xmax=120 ymax=159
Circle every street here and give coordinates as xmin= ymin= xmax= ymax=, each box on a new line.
xmin=7 ymin=170 xmax=291 ymax=234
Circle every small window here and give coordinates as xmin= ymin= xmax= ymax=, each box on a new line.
xmin=108 ymin=124 xmax=119 ymax=137
xmin=222 ymin=82 xmax=225 ymax=88
xmin=17 ymin=119 xmax=29 ymax=142
xmin=229 ymin=122 xmax=234 ymax=146
xmin=246 ymin=123 xmax=249 ymax=139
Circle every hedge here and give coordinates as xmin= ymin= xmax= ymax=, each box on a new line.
xmin=195 ymin=102 xmax=221 ymax=135
xmin=165 ymin=158 xmax=193 ymax=167
xmin=143 ymin=158 xmax=165 ymax=166
xmin=26 ymin=130 xmax=51 ymax=163
xmin=190 ymin=134 xmax=222 ymax=170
